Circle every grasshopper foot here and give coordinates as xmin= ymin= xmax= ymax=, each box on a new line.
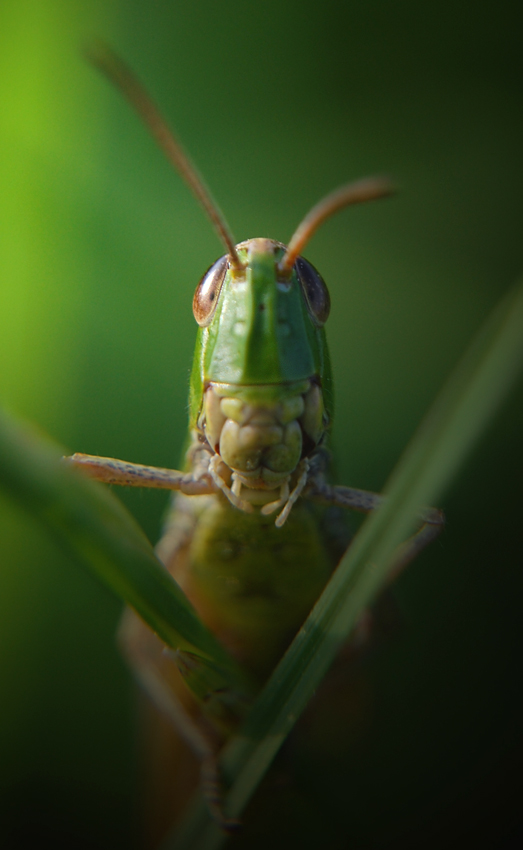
xmin=201 ymin=756 xmax=240 ymax=833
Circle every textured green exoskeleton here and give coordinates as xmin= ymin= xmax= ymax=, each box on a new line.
xmin=68 ymin=45 xmax=444 ymax=829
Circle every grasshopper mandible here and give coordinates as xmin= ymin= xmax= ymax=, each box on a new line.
xmin=67 ymin=45 xmax=444 ymax=829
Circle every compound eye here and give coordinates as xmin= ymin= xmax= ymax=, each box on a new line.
xmin=193 ymin=255 xmax=228 ymax=327
xmin=295 ymin=256 xmax=330 ymax=326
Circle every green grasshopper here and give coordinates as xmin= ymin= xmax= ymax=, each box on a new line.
xmin=68 ymin=46 xmax=444 ymax=829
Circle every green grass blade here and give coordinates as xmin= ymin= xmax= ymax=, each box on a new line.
xmin=0 ymin=410 xmax=251 ymax=698
xmin=168 ymin=276 xmax=523 ymax=849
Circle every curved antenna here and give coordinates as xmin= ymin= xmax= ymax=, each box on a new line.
xmin=85 ymin=41 xmax=244 ymax=272
xmin=278 ymin=177 xmax=395 ymax=276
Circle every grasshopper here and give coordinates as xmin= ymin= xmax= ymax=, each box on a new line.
xmin=67 ymin=46 xmax=444 ymax=830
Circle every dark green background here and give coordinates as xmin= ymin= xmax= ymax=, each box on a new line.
xmin=0 ymin=1 xmax=522 ymax=847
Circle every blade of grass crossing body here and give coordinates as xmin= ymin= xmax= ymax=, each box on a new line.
xmin=168 ymin=276 xmax=523 ymax=849
xmin=0 ymin=410 xmax=251 ymax=699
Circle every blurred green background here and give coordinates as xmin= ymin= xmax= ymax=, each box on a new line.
xmin=0 ymin=0 xmax=522 ymax=847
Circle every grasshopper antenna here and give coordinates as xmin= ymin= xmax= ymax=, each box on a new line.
xmin=85 ymin=41 xmax=244 ymax=272
xmin=278 ymin=177 xmax=395 ymax=276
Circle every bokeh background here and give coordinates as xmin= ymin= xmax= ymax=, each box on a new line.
xmin=0 ymin=1 xmax=522 ymax=847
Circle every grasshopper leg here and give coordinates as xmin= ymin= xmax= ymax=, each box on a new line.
xmin=116 ymin=504 xmax=240 ymax=832
xmin=64 ymin=452 xmax=215 ymax=495
xmin=308 ymin=479 xmax=444 ymax=580
xmin=118 ymin=607 xmax=238 ymax=832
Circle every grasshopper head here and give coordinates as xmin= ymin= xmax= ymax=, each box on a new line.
xmin=193 ymin=238 xmax=330 ymax=386
xmin=189 ymin=239 xmax=332 ymax=495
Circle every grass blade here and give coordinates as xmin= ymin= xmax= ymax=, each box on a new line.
xmin=0 ymin=410 xmax=251 ymax=699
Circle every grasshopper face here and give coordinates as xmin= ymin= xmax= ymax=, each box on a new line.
xmin=189 ymin=239 xmax=334 ymax=502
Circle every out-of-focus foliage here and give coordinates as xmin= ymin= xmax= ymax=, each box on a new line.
xmin=0 ymin=1 xmax=522 ymax=848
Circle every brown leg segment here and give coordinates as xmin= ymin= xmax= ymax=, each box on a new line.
xmin=308 ymin=479 xmax=444 ymax=581
xmin=118 ymin=606 xmax=237 ymax=833
xmin=63 ymin=452 xmax=215 ymax=495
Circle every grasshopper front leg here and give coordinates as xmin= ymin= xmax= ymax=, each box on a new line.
xmin=65 ymin=452 xmax=216 ymax=495
xmin=308 ymin=477 xmax=444 ymax=580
